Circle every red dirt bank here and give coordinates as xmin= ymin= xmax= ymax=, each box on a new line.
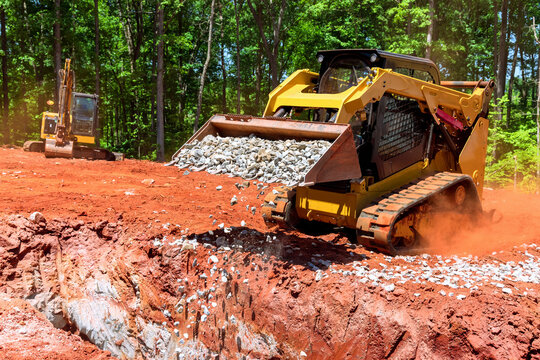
xmin=0 ymin=147 xmax=539 ymax=359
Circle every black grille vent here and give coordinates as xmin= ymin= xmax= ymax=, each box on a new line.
xmin=378 ymin=95 xmax=427 ymax=160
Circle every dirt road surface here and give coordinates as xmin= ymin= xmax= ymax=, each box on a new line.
xmin=0 ymin=147 xmax=539 ymax=359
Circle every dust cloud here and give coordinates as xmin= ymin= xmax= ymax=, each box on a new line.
xmin=423 ymin=188 xmax=540 ymax=256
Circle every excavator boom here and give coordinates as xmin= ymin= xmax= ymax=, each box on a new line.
xmin=44 ymin=59 xmax=74 ymax=158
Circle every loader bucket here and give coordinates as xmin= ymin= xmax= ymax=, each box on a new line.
xmin=44 ymin=138 xmax=74 ymax=159
xmin=173 ymin=114 xmax=362 ymax=185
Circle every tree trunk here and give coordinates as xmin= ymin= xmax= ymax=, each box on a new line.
xmin=506 ymin=11 xmax=522 ymax=126
xmin=537 ymin=57 xmax=540 ymax=188
xmin=1 ymin=6 xmax=8 ymax=144
xmin=492 ymin=0 xmax=499 ymax=78
xmin=219 ymin=7 xmax=227 ymax=113
xmin=178 ymin=11 xmax=184 ymax=127
xmin=118 ymin=1 xmax=135 ymax=72
xmin=54 ymin=0 xmax=61 ymax=109
xmin=255 ymin=46 xmax=262 ymax=112
xmin=519 ymin=47 xmax=527 ymax=100
xmin=234 ymin=0 xmax=241 ymax=113
xmin=491 ymin=0 xmax=508 ymax=161
xmin=94 ymin=0 xmax=101 ymax=145
xmin=194 ymin=0 xmax=216 ymax=132
xmin=247 ymin=0 xmax=286 ymax=89
xmin=506 ymin=41 xmax=519 ymax=126
xmin=533 ymin=18 xmax=540 ymax=190
xmin=425 ymin=0 xmax=435 ymax=59
xmin=156 ymin=0 xmax=165 ymax=162
xmin=496 ymin=0 xmax=508 ymax=99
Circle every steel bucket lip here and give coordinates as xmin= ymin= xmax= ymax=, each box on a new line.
xmin=44 ymin=138 xmax=74 ymax=158
xmin=171 ymin=115 xmax=362 ymax=185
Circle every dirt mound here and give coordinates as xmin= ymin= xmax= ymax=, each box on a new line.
xmin=0 ymin=295 xmax=114 ymax=360
xmin=0 ymin=148 xmax=539 ymax=359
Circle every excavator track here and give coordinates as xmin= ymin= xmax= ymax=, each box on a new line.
xmin=73 ymin=146 xmax=119 ymax=161
xmin=356 ymin=172 xmax=482 ymax=255
xmin=23 ymin=140 xmax=45 ymax=153
xmin=261 ymin=185 xmax=297 ymax=228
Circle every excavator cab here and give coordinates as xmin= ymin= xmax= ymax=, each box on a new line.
xmin=71 ymin=93 xmax=99 ymax=140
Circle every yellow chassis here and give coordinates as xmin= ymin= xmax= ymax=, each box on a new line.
xmin=262 ymin=68 xmax=491 ymax=229
xmin=40 ymin=111 xmax=96 ymax=145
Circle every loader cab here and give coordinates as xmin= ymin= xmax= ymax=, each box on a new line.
xmin=315 ymin=50 xmax=439 ymax=181
xmin=71 ymin=92 xmax=99 ymax=142
xmin=267 ymin=49 xmax=441 ymax=182
xmin=315 ymin=49 xmax=440 ymax=91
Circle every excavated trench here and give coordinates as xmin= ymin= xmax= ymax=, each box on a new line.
xmin=1 ymin=147 xmax=539 ymax=359
xmin=1 ymin=212 xmax=539 ymax=360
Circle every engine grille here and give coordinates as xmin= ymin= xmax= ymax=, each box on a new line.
xmin=378 ymin=95 xmax=427 ymax=160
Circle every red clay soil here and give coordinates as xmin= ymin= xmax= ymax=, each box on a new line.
xmin=0 ymin=296 xmax=114 ymax=360
xmin=0 ymin=147 xmax=539 ymax=359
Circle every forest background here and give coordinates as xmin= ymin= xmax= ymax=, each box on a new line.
xmin=0 ymin=0 xmax=539 ymax=190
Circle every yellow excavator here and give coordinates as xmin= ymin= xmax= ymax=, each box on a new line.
xmin=173 ymin=49 xmax=494 ymax=254
xmin=24 ymin=59 xmax=119 ymax=161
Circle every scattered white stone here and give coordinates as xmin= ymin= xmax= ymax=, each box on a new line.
xmin=383 ymin=283 xmax=395 ymax=292
xmin=29 ymin=211 xmax=46 ymax=224
xmin=216 ymin=185 xmax=222 ymax=191
xmin=502 ymin=288 xmax=513 ymax=294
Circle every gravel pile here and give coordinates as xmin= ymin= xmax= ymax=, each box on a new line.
xmin=169 ymin=134 xmax=331 ymax=184
xmin=323 ymin=245 xmax=540 ymax=295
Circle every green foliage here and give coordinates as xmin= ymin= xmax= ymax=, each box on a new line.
xmin=0 ymin=0 xmax=538 ymax=191
xmin=485 ymin=94 xmax=540 ymax=191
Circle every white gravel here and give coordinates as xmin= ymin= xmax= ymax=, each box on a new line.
xmin=169 ymin=134 xmax=331 ymax=185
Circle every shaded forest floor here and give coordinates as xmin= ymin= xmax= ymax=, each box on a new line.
xmin=0 ymin=147 xmax=539 ymax=359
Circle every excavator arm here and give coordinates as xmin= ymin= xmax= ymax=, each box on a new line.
xmin=44 ymin=59 xmax=75 ymax=158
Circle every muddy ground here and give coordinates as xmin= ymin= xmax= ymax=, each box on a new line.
xmin=0 ymin=147 xmax=539 ymax=359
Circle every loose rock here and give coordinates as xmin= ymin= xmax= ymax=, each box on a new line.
xmin=170 ymin=134 xmax=331 ymax=184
